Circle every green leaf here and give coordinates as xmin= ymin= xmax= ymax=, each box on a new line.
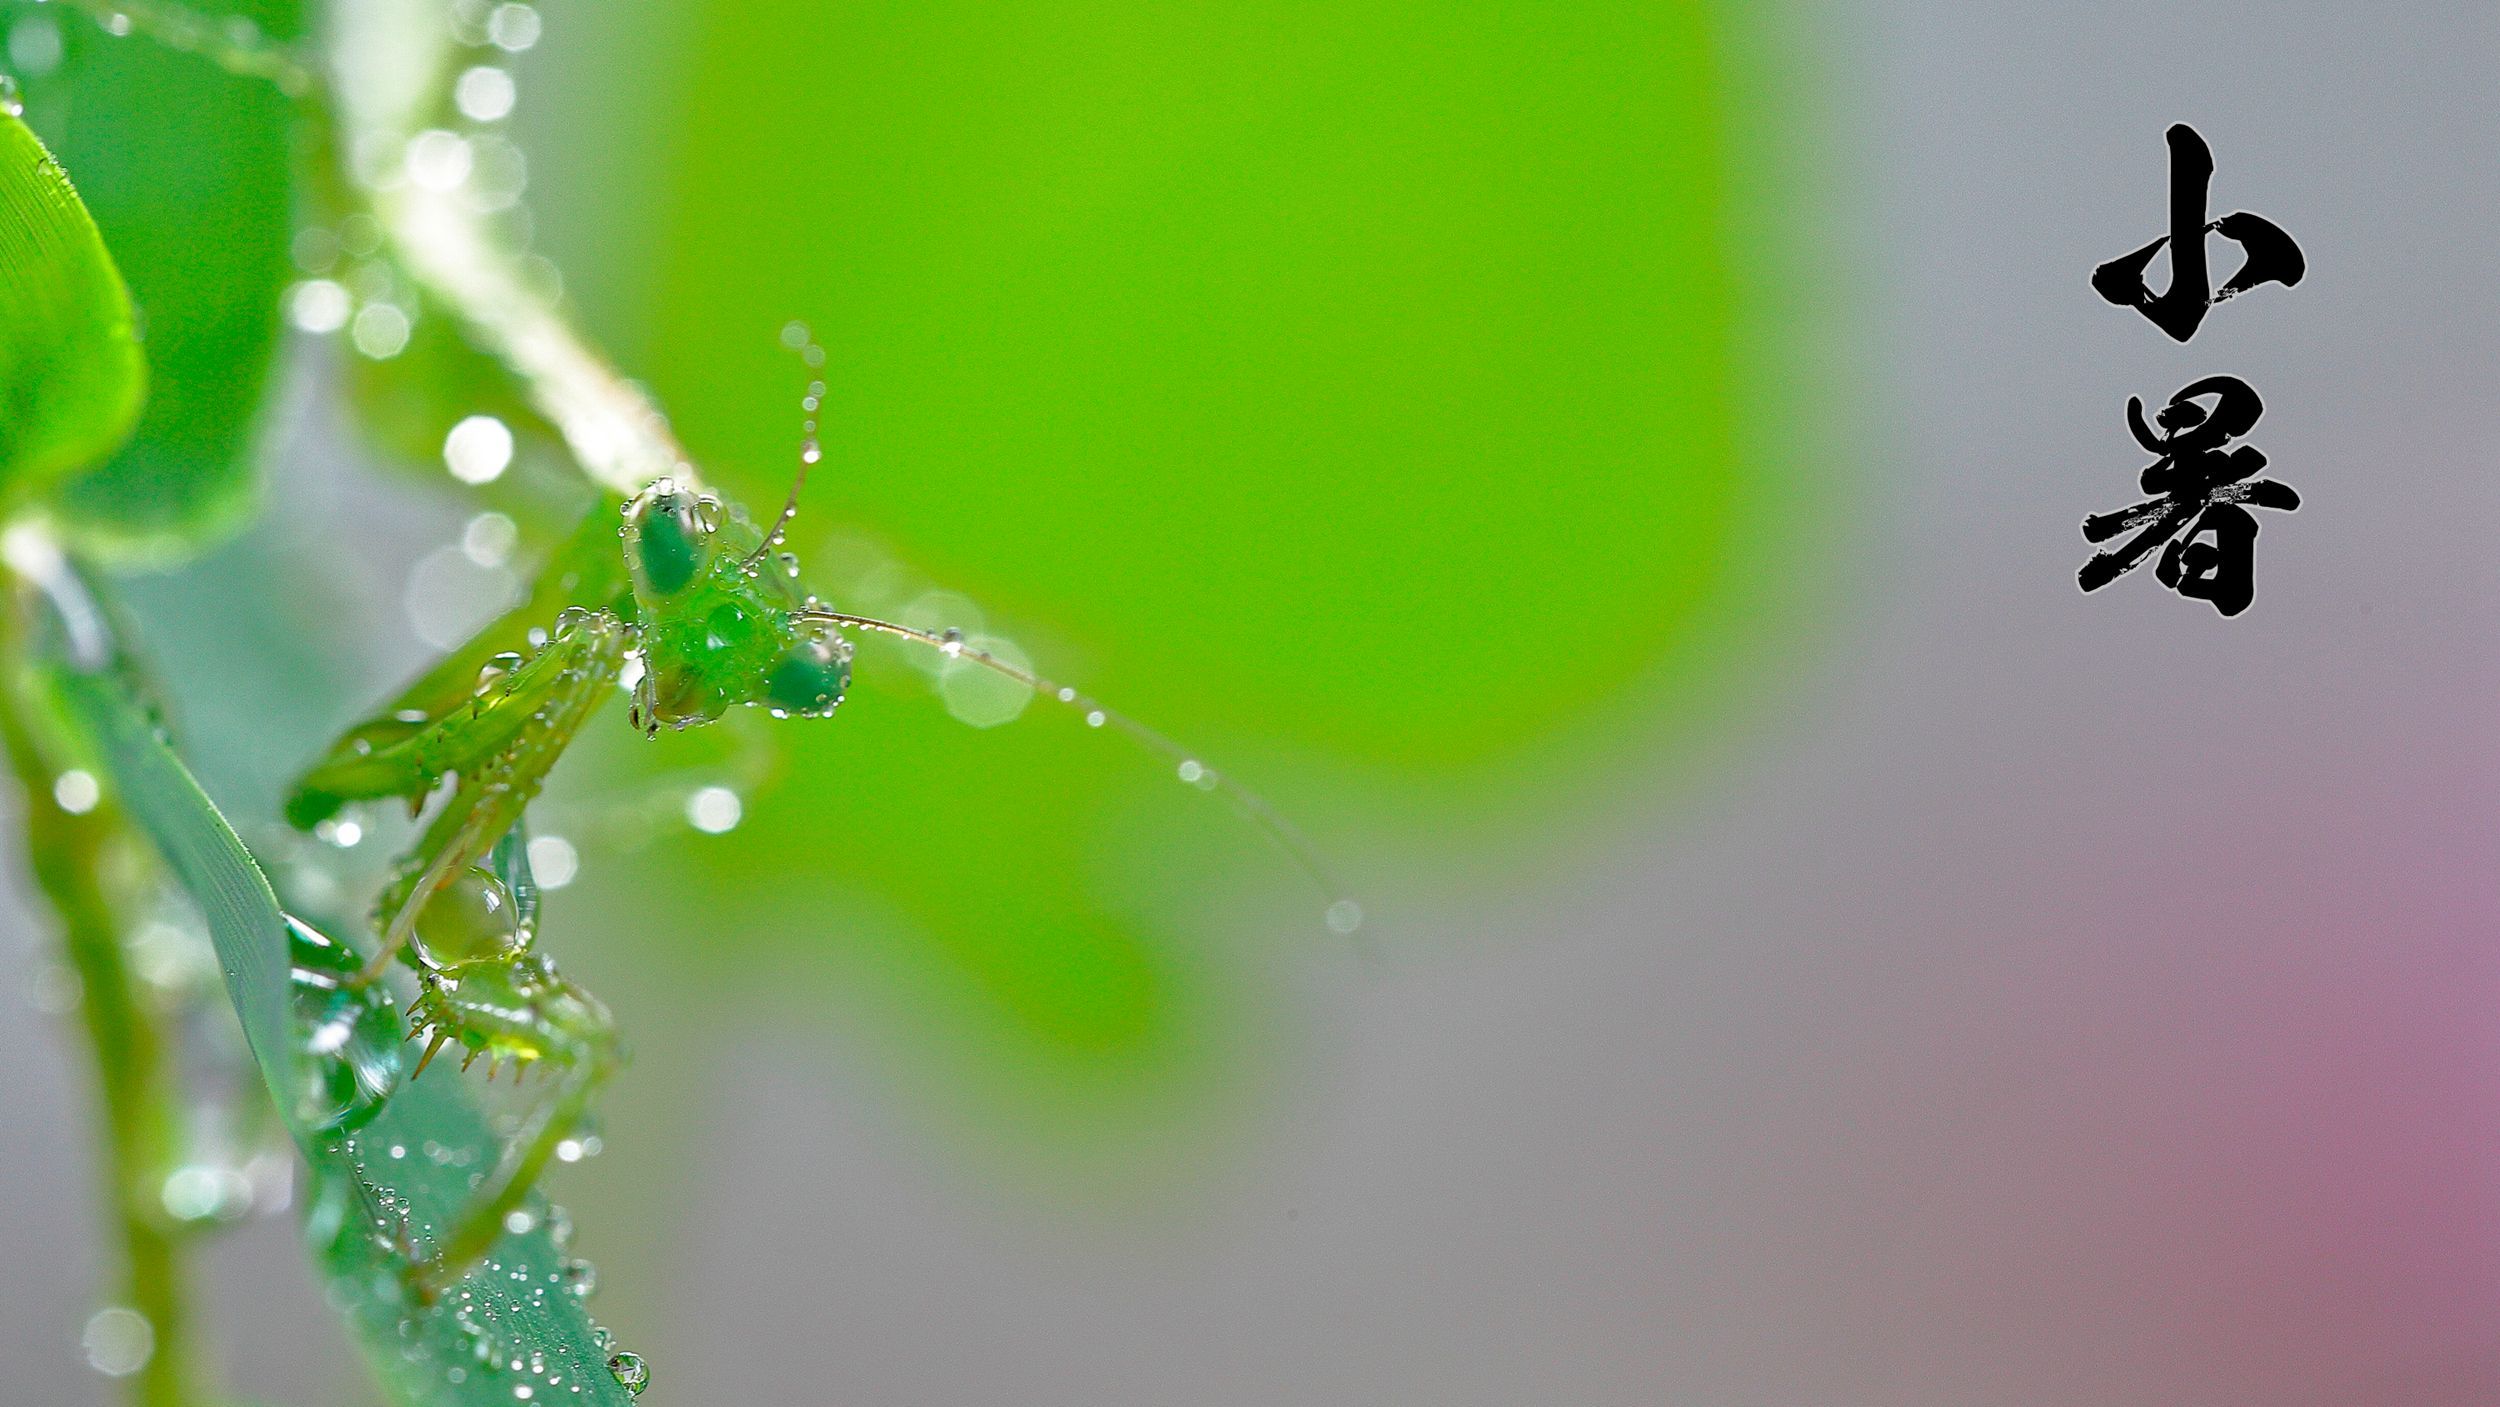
xmin=26 ymin=1 xmax=302 ymax=560
xmin=0 ymin=109 xmax=144 ymax=503
xmin=51 ymin=661 xmax=643 ymax=1407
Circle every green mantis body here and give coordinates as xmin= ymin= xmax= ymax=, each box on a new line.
xmin=286 ymin=463 xmax=1352 ymax=1295
xmin=284 ymin=475 xmax=848 ymax=1291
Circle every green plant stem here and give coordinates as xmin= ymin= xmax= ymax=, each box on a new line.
xmin=0 ymin=583 xmax=200 ymax=1407
xmin=327 ymin=0 xmax=704 ymax=501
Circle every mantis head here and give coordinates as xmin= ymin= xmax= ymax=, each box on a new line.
xmin=619 ymin=477 xmax=851 ymax=730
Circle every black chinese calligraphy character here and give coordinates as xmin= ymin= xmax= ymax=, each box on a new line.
xmin=2077 ymin=375 xmax=2299 ymax=616
xmin=2093 ymin=124 xmax=2306 ymax=342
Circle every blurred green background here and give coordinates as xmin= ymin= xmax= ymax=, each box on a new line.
xmin=515 ymin=0 xmax=1818 ymax=1172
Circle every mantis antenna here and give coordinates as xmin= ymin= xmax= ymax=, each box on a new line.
xmin=758 ymin=322 xmax=1362 ymax=934
xmin=795 ymin=607 xmax=1364 ymax=935
xmin=740 ymin=321 xmax=830 ymax=573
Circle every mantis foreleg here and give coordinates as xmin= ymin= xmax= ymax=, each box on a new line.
xmin=361 ymin=607 xmax=628 ymax=980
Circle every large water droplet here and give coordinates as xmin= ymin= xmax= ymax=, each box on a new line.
xmin=605 ymin=1352 xmax=649 ymax=1395
xmin=287 ymin=916 xmax=404 ymax=1133
xmin=410 ymin=867 xmax=527 ymax=970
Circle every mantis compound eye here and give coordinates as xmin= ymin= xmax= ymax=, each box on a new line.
xmin=629 ymin=483 xmax=718 ymax=596
xmin=763 ymin=634 xmax=850 ymax=718
xmin=410 ymin=866 xmax=529 ymax=971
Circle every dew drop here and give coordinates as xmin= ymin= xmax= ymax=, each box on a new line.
xmin=1325 ymin=899 xmax=1365 ymax=935
xmin=685 ymin=786 xmax=741 ymax=834
xmin=352 ymin=303 xmax=412 ymax=359
xmin=161 ymin=1163 xmax=251 ymax=1223
xmin=527 ymin=834 xmax=579 ymax=890
xmin=1085 ymin=710 xmax=1107 ymax=728
xmin=464 ymin=511 xmax=521 ymax=567
xmin=605 ymin=1352 xmax=649 ymax=1395
xmin=560 ymin=1257 xmax=597 ymax=1298
xmin=1176 ymin=759 xmax=1204 ymax=784
xmin=1057 ymin=687 xmax=1077 ymax=703
xmin=0 ymin=75 xmax=21 ymax=120
xmin=81 ymin=1307 xmax=152 ymax=1377
xmin=287 ymin=915 xmax=404 ymax=1132
xmin=405 ymin=128 xmax=474 ymax=192
xmin=445 ymin=415 xmax=515 ymax=485
xmin=486 ymin=2 xmax=540 ymax=51
xmin=52 ymin=769 xmax=99 ymax=814
xmin=455 ymin=64 xmax=517 ymax=122
xmin=289 ymin=279 xmax=352 ymax=334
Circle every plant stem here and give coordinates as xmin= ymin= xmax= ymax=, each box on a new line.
xmin=0 ymin=576 xmax=200 ymax=1407
xmin=325 ymin=0 xmax=703 ymax=501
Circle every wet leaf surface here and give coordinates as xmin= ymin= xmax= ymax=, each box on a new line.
xmin=54 ymin=662 xmax=643 ymax=1407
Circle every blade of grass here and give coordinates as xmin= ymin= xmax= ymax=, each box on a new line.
xmin=46 ymin=628 xmax=643 ymax=1407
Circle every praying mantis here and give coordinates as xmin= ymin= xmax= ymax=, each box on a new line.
xmin=280 ymin=360 xmax=1357 ymax=1296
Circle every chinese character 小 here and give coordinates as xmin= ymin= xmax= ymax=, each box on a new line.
xmin=2092 ymin=123 xmax=2306 ymax=343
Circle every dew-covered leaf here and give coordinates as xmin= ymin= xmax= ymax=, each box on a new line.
xmin=50 ymin=660 xmax=642 ymax=1407
xmin=0 ymin=109 xmax=144 ymax=504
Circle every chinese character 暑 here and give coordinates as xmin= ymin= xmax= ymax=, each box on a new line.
xmin=2092 ymin=124 xmax=2306 ymax=343
xmin=2077 ymin=375 xmax=2298 ymax=617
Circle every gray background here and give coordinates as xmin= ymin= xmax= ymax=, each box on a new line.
xmin=7 ymin=3 xmax=2497 ymax=1403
